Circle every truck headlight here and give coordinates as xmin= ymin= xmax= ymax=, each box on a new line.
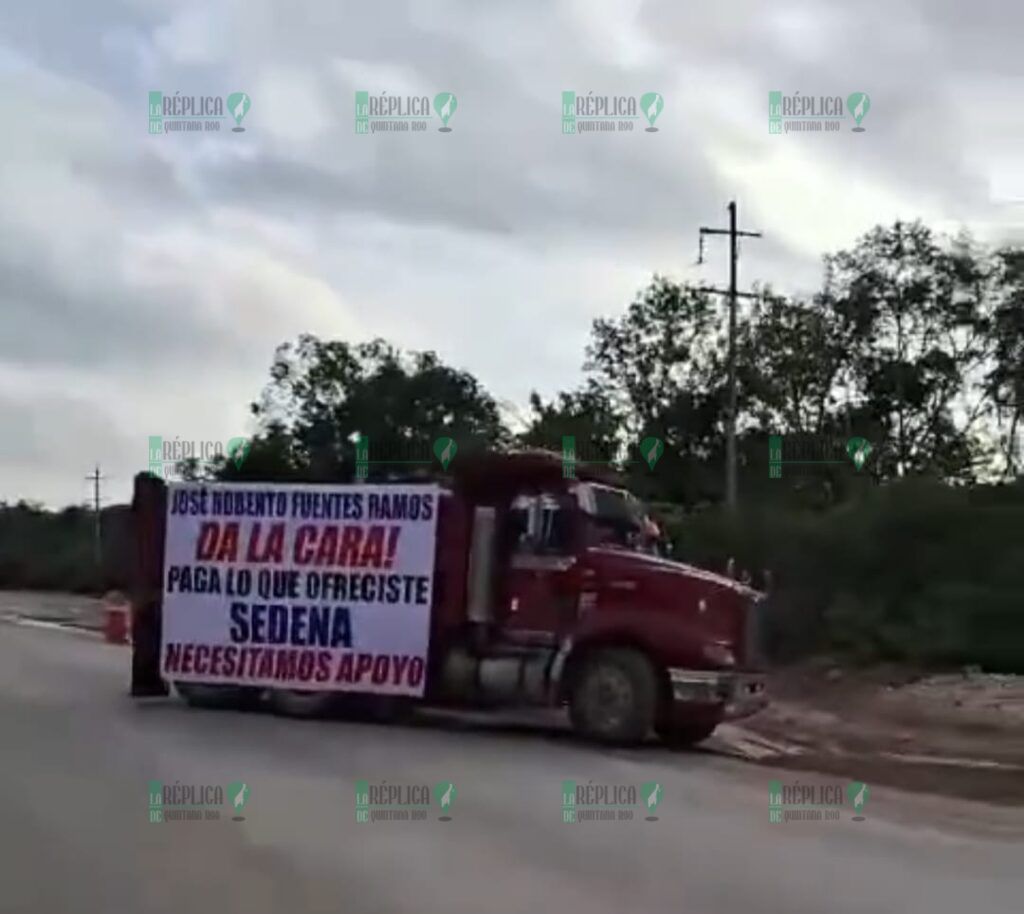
xmin=701 ymin=643 xmax=736 ymax=667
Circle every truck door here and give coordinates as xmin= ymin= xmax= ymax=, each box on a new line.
xmin=498 ymin=490 xmax=579 ymax=646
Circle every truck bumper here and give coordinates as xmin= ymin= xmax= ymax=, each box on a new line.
xmin=667 ymin=668 xmax=768 ymax=721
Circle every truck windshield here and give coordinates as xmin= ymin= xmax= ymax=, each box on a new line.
xmin=577 ymin=484 xmax=654 ymax=552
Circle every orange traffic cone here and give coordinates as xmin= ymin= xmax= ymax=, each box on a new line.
xmin=102 ymin=591 xmax=131 ymax=645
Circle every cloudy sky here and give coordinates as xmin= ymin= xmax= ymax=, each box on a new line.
xmin=1 ymin=0 xmax=1021 ymax=507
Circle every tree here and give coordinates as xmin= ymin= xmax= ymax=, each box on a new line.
xmin=822 ymin=221 xmax=990 ymax=481
xmin=742 ymin=289 xmax=852 ymax=436
xmin=517 ymin=382 xmax=622 ymax=462
xmin=984 ymin=247 xmax=1024 ymax=476
xmin=244 ymin=334 xmax=507 ymax=480
xmin=585 ymin=276 xmax=737 ymax=504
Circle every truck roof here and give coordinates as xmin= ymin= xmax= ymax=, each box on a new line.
xmin=453 ymin=448 xmax=622 ymax=492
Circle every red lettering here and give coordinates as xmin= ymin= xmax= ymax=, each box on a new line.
xmin=338 ymin=526 xmax=363 ymax=567
xmin=408 ymin=657 xmax=425 ymax=687
xmin=334 ymin=653 xmax=354 ymax=683
xmin=297 ymin=652 xmax=315 ymax=682
xmin=214 ymin=523 xmax=239 ymax=562
xmin=246 ymin=522 xmax=265 ymax=562
xmin=315 ymin=652 xmax=332 ymax=682
xmin=195 ymin=523 xmax=219 ymax=560
xmin=210 ymin=645 xmax=224 ymax=676
xmin=265 ymin=524 xmax=285 ymax=563
xmin=360 ymin=526 xmax=385 ymax=568
xmin=315 ymin=527 xmax=338 ymax=567
xmin=371 ymin=655 xmax=389 ymax=684
xmin=245 ymin=647 xmax=261 ymax=677
xmin=354 ymin=653 xmax=374 ymax=682
xmin=294 ymin=525 xmax=316 ymax=564
xmin=193 ymin=644 xmax=210 ymax=675
xmin=247 ymin=523 xmax=286 ymax=563
xmin=181 ymin=643 xmax=196 ymax=674
xmin=257 ymin=648 xmax=274 ymax=679
xmin=164 ymin=643 xmax=182 ymax=673
xmin=391 ymin=654 xmax=410 ymax=685
xmin=384 ymin=527 xmax=400 ymax=568
xmin=274 ymin=649 xmax=298 ymax=680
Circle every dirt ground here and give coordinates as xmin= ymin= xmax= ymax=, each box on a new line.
xmin=720 ymin=658 xmax=1024 ymax=806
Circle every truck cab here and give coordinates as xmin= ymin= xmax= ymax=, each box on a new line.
xmin=430 ymin=450 xmax=768 ymax=745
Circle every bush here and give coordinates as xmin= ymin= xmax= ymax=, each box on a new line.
xmin=666 ymin=479 xmax=1024 ymax=673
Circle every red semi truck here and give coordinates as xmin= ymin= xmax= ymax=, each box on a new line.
xmin=130 ymin=450 xmax=767 ymax=746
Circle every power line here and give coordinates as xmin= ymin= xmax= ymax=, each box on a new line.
xmin=85 ymin=465 xmax=106 ymax=567
xmin=698 ymin=200 xmax=763 ymax=513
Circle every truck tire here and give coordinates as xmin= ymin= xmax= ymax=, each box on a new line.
xmin=568 ymin=648 xmax=658 ymax=745
xmin=656 ymin=720 xmax=718 ymax=749
xmin=267 ymin=689 xmax=338 ymax=718
xmin=176 ymin=683 xmax=261 ymax=711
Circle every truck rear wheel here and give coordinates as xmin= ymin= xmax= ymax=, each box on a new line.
xmin=176 ymin=683 xmax=261 ymax=711
xmin=267 ymin=689 xmax=338 ymax=718
xmin=568 ymin=648 xmax=658 ymax=745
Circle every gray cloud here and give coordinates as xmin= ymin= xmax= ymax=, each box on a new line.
xmin=0 ymin=0 xmax=1021 ymax=505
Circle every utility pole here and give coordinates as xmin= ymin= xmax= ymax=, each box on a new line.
xmin=86 ymin=465 xmax=105 ymax=567
xmin=698 ymin=201 xmax=762 ymax=512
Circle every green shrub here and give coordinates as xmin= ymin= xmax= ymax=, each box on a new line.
xmin=667 ymin=480 xmax=1024 ymax=672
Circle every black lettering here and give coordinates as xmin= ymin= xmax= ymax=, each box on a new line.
xmin=229 ymin=602 xmax=249 ymax=642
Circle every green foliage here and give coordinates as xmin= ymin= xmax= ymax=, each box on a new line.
xmin=517 ymin=383 xmax=622 ymax=460
xmin=0 ymin=502 xmax=132 ymax=594
xmin=666 ymin=479 xmax=1024 ymax=671
xmin=6 ymin=219 xmax=1024 ymax=672
xmin=236 ymin=335 xmax=507 ymax=481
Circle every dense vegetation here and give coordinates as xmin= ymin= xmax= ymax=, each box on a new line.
xmin=3 ymin=220 xmax=1022 ymax=669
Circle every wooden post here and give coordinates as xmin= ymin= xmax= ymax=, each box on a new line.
xmin=130 ymin=473 xmax=169 ymax=696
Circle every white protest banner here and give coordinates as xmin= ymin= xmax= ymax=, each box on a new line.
xmin=161 ymin=482 xmax=440 ymax=697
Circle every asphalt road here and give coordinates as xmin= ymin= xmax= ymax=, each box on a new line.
xmin=1 ymin=620 xmax=1021 ymax=914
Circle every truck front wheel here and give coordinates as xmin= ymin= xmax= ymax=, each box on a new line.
xmin=568 ymin=648 xmax=658 ymax=745
xmin=656 ymin=720 xmax=718 ymax=749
